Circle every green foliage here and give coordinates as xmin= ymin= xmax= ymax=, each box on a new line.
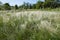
xmin=19 ymin=2 xmax=32 ymax=9
xmin=19 ymin=0 xmax=60 ymax=9
xmin=0 ymin=0 xmax=60 ymax=10
xmin=36 ymin=1 xmax=44 ymax=9
xmin=15 ymin=5 xmax=18 ymax=9
xmin=4 ymin=3 xmax=11 ymax=10
xmin=32 ymin=4 xmax=36 ymax=9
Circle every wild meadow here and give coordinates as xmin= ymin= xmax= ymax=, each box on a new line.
xmin=0 ymin=10 xmax=60 ymax=40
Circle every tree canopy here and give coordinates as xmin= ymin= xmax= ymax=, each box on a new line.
xmin=0 ymin=0 xmax=60 ymax=10
xmin=4 ymin=3 xmax=11 ymax=10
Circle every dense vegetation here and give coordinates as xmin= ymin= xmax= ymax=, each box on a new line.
xmin=0 ymin=11 xmax=60 ymax=40
xmin=0 ymin=0 xmax=60 ymax=40
xmin=0 ymin=0 xmax=60 ymax=10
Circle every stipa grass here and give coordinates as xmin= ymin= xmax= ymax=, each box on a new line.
xmin=0 ymin=11 xmax=60 ymax=40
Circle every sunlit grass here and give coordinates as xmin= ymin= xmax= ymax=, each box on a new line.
xmin=0 ymin=11 xmax=60 ymax=40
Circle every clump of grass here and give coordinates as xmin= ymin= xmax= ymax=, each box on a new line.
xmin=0 ymin=11 xmax=60 ymax=40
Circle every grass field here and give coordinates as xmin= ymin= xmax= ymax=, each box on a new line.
xmin=0 ymin=10 xmax=60 ymax=40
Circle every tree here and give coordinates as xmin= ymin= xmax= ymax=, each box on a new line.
xmin=24 ymin=2 xmax=30 ymax=9
xmin=20 ymin=2 xmax=28 ymax=9
xmin=19 ymin=2 xmax=32 ymax=9
xmin=15 ymin=5 xmax=18 ymax=9
xmin=32 ymin=4 xmax=36 ymax=9
xmin=36 ymin=1 xmax=43 ymax=9
xmin=23 ymin=2 xmax=27 ymax=9
xmin=0 ymin=1 xmax=3 ymax=10
xmin=4 ymin=3 xmax=11 ymax=10
xmin=45 ymin=0 xmax=55 ymax=2
xmin=29 ymin=4 xmax=32 ymax=9
xmin=45 ymin=0 xmax=58 ymax=8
